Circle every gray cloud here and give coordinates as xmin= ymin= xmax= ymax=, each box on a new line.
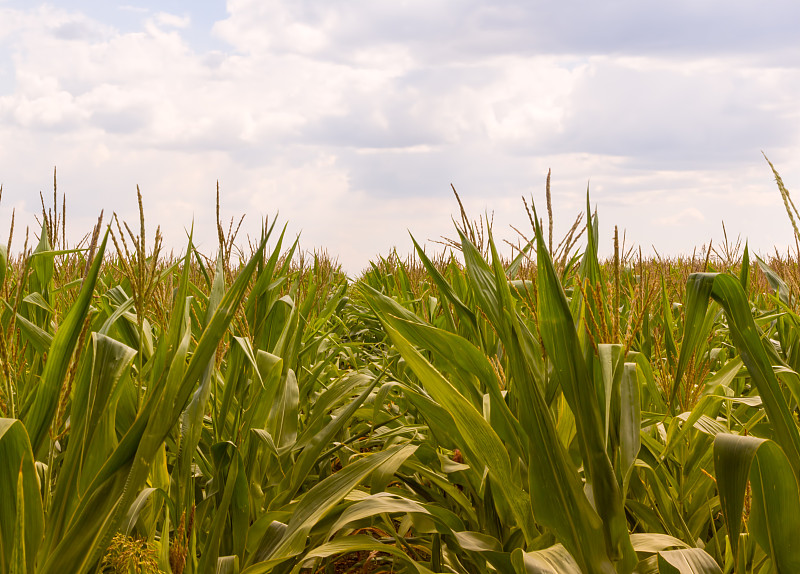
xmin=301 ymin=90 xmax=446 ymax=149
xmin=214 ymin=1 xmax=800 ymax=64
xmin=50 ymin=19 xmax=106 ymax=41
xmin=90 ymin=105 xmax=153 ymax=134
xmin=531 ymin=61 xmax=799 ymax=169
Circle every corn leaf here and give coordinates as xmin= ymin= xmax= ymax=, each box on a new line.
xmin=0 ymin=418 xmax=43 ymax=574
xmin=714 ymin=433 xmax=800 ymax=573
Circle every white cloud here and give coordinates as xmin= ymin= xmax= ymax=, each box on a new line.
xmin=118 ymin=5 xmax=150 ymax=14
xmin=656 ymin=207 xmax=705 ymax=227
xmin=153 ymin=12 xmax=190 ymax=29
xmin=0 ymin=1 xmax=799 ymax=272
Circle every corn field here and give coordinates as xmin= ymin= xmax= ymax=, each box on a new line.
xmin=2 ymin=164 xmax=800 ymax=574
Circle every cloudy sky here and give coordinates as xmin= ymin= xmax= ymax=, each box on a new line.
xmin=1 ymin=0 xmax=799 ymax=272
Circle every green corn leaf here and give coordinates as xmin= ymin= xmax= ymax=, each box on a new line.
xmin=452 ymin=220 xmax=620 ymax=572
xmin=295 ymin=535 xmax=434 ymax=574
xmin=620 ymin=362 xmax=641 ymax=496
xmin=714 ymin=433 xmax=800 ymax=573
xmin=11 ymin=464 xmax=26 ymax=574
xmin=23 ymin=229 xmax=108 ymax=455
xmin=570 ymin=196 xmax=606 ymax=346
xmin=672 ymin=275 xmax=718 ymax=411
xmin=0 ymin=244 xmax=6 ymax=287
xmin=660 ymin=274 xmax=679 ymax=373
xmin=458 ymin=228 xmax=509 ymax=340
xmin=0 ymin=419 xmax=43 ymax=574
xmin=511 ymin=544 xmax=582 ymax=574
xmin=410 ymin=235 xmax=477 ymax=330
xmin=177 ymin=251 xmax=225 ymax=509
xmin=755 ymin=255 xmax=790 ymax=305
xmin=268 ymin=369 xmax=299 ymax=450
xmin=198 ymin=443 xmax=245 ymax=574
xmin=145 ymin=243 xmax=194 ymax=405
xmin=282 ymin=375 xmax=378 ymax=502
xmin=37 ymin=306 xmax=191 ymax=574
xmin=597 ymin=343 xmax=624 ymax=447
xmin=681 ymin=273 xmax=800 ymax=479
xmin=29 ymin=222 xmax=53 ymax=307
xmin=22 ymin=292 xmax=54 ymax=314
xmin=243 ymin=444 xmax=418 ymax=571
xmin=121 ymin=487 xmax=174 ymax=536
xmin=41 ymin=234 xmax=267 ymax=574
xmin=359 ymin=283 xmax=524 ymax=460
xmin=629 ymin=533 xmax=691 ymax=553
xmin=238 ymin=349 xmax=283 ymax=447
xmin=656 ymin=548 xmax=722 ymax=574
xmin=217 ymin=555 xmax=240 ymax=574
xmin=380 ymin=321 xmax=537 ymax=543
xmin=296 ymin=372 xmax=371 ymax=447
xmin=9 ymin=311 xmax=53 ymax=355
xmin=168 ymin=233 xmax=267 ymax=424
xmin=532 ymin=206 xmax=636 ymax=572
xmin=403 ymin=458 xmax=479 ymax=525
xmin=400 ymin=388 xmax=461 ymax=451
xmin=325 ymin=493 xmax=429 ymax=539
xmin=41 ymin=332 xmax=137 ymax=556
xmin=739 ymin=243 xmax=749 ymax=292
xmin=217 ymin=337 xmax=266 ymax=443
xmin=505 ymin=237 xmax=535 ymax=279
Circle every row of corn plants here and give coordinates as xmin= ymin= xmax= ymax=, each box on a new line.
xmin=1 ymin=164 xmax=800 ymax=573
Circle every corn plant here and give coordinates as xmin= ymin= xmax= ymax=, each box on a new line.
xmin=2 ymin=162 xmax=800 ymax=573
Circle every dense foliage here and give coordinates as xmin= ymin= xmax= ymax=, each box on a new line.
xmin=2 ymin=168 xmax=800 ymax=574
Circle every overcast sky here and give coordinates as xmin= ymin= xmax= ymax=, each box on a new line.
xmin=1 ymin=0 xmax=799 ymax=273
